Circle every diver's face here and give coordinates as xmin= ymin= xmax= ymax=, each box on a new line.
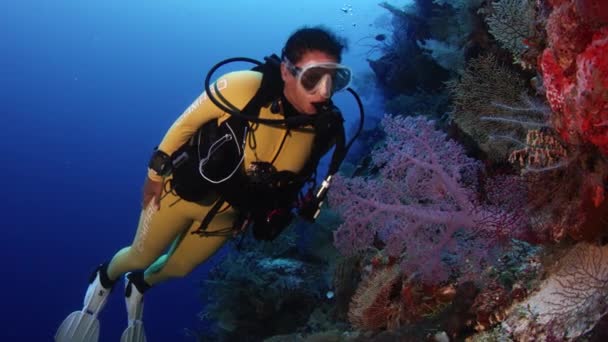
xmin=281 ymin=50 xmax=338 ymax=115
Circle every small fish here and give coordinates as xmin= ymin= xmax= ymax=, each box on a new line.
xmin=375 ymin=34 xmax=386 ymax=42
xmin=326 ymin=291 xmax=335 ymax=299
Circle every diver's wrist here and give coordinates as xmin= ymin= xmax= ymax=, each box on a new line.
xmin=148 ymin=148 xmax=172 ymax=177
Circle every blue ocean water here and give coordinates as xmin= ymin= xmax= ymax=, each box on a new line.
xmin=1 ymin=0 xmax=395 ymax=340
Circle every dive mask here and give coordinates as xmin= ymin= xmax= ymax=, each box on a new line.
xmin=284 ymin=57 xmax=352 ymax=97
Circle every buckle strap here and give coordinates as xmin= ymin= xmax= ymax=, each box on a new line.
xmin=89 ymin=262 xmax=116 ymax=290
xmin=126 ymin=271 xmax=151 ymax=296
xmin=191 ymin=197 xmax=226 ymax=237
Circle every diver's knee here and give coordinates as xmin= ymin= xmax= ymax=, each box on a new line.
xmin=162 ymin=261 xmax=196 ymax=279
xmin=125 ymin=249 xmax=158 ymax=270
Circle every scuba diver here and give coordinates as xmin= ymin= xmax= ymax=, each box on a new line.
xmin=55 ymin=25 xmax=363 ymax=342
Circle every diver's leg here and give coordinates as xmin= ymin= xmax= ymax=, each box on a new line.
xmin=118 ymin=201 xmax=235 ymax=342
xmin=117 ymin=234 xmax=189 ymax=342
xmin=56 ymin=191 xmax=193 ymax=342
xmin=106 ymin=191 xmax=193 ymax=281
xmin=143 ymin=205 xmax=237 ymax=285
xmin=110 ymin=190 xmax=200 ymax=342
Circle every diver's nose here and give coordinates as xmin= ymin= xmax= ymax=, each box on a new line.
xmin=317 ymin=74 xmax=333 ymax=99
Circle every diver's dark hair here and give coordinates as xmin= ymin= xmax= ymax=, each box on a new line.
xmin=281 ymin=26 xmax=347 ymax=63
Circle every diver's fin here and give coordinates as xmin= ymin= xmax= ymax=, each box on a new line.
xmin=120 ymin=272 xmax=148 ymax=342
xmin=120 ymin=320 xmax=147 ymax=342
xmin=55 ymin=311 xmax=100 ymax=342
xmin=55 ymin=264 xmax=114 ymax=342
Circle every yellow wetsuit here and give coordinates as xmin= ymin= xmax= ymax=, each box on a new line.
xmin=106 ymin=70 xmax=316 ymax=285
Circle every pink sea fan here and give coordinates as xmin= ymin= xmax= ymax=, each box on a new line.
xmin=330 ymin=115 xmax=527 ymax=283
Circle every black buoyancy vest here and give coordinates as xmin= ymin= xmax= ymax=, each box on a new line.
xmin=169 ymin=55 xmax=343 ymax=210
xmin=170 ymin=59 xmax=280 ymax=203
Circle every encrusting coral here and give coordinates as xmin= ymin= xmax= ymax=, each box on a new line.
xmin=540 ymin=0 xmax=608 ymax=155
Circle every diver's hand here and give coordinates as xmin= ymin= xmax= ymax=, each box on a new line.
xmin=142 ymin=177 xmax=163 ymax=210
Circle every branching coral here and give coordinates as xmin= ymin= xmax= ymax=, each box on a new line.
xmin=484 ymin=0 xmax=536 ymax=63
xmin=447 ymin=53 xmax=545 ymax=161
xmin=330 ymin=114 xmax=528 ymax=284
xmin=546 ymin=243 xmax=608 ymax=321
xmin=503 ymin=242 xmax=608 ymax=340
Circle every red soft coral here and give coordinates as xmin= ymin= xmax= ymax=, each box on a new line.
xmin=546 ymin=1 xmax=592 ymax=71
xmin=541 ymin=49 xmax=575 ymax=140
xmin=541 ymin=0 xmax=608 ymax=155
xmin=575 ymin=0 xmax=608 ymax=27
xmin=574 ymin=27 xmax=608 ymax=155
xmin=547 ymin=0 xmax=568 ymax=7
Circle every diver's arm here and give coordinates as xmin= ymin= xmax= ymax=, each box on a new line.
xmin=146 ymin=70 xmax=262 ymax=182
xmin=142 ymin=177 xmax=163 ymax=209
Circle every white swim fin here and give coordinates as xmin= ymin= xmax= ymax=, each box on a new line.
xmin=120 ymin=272 xmax=148 ymax=342
xmin=55 ymin=310 xmax=100 ymax=342
xmin=55 ymin=266 xmax=113 ymax=342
